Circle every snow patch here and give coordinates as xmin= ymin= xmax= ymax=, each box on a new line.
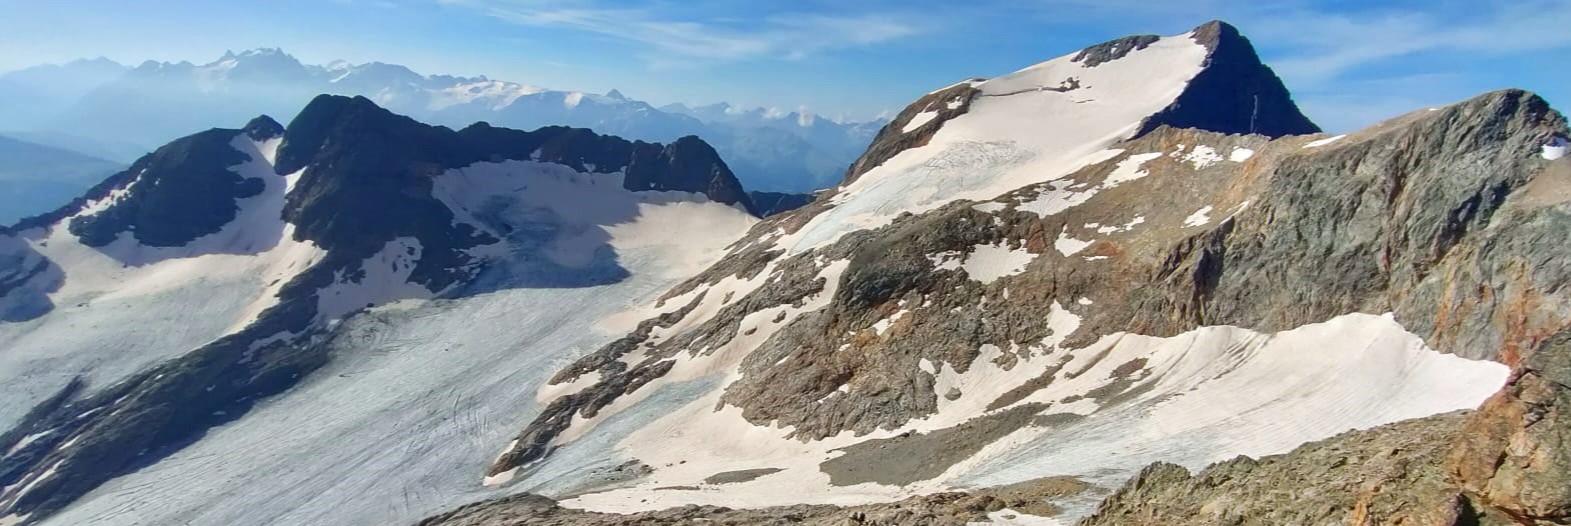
xmin=1183 ymin=206 xmax=1213 ymax=227
xmin=1228 ymin=148 xmax=1255 ymax=162
xmin=982 ymin=509 xmax=1069 ymax=525
xmin=4 ymin=430 xmax=52 ymax=457
xmin=872 ymin=310 xmax=909 ymax=336
xmin=1054 ymin=227 xmax=1092 ymax=257
xmin=931 ymin=243 xmax=1037 ymax=284
xmin=1303 ymin=135 xmax=1346 ymax=148
xmin=972 ymin=202 xmax=1007 ymax=213
xmin=316 ymin=237 xmax=432 ymax=322
xmin=1543 ymin=137 xmax=1568 ymax=160
xmin=1101 ymin=152 xmax=1164 ymax=187
xmin=1173 ymin=144 xmax=1222 ymax=169
xmin=902 ymin=110 xmax=940 ymax=133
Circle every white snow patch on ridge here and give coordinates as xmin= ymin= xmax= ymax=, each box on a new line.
xmin=1101 ymin=152 xmax=1163 ymax=188
xmin=432 ymin=159 xmax=755 ymax=281
xmin=1054 ymin=227 xmax=1092 ymax=256
xmin=1303 ymin=134 xmax=1346 ymax=148
xmin=1543 ymin=136 xmax=1568 ymax=160
xmin=929 ymin=243 xmax=1037 ymax=284
xmin=1175 ymin=144 xmax=1222 ymax=169
xmin=1184 ymin=206 xmax=1213 ymax=227
xmin=902 ymin=110 xmax=940 ymax=133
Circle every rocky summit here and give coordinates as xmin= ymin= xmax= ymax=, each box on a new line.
xmin=2 ymin=18 xmax=1569 ymax=526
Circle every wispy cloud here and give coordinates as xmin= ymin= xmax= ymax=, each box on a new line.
xmin=1246 ymin=0 xmax=1571 ymax=85
xmin=441 ymin=0 xmax=920 ymax=67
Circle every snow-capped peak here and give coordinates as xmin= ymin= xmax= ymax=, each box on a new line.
xmin=784 ymin=20 xmax=1317 ymax=253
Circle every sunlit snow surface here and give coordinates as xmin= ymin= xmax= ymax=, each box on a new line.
xmin=778 ymin=31 xmax=1208 ymax=253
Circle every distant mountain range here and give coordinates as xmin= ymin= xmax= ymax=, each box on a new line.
xmin=0 ymin=134 xmax=122 ymax=224
xmin=0 ymin=49 xmax=883 ymax=193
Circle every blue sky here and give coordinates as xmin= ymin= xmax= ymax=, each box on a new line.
xmin=2 ymin=0 xmax=1568 ymax=131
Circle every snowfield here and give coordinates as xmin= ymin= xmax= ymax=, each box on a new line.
xmin=529 ymin=312 xmax=1503 ymax=518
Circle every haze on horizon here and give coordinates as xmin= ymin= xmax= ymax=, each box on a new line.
xmin=3 ymin=0 xmax=1569 ymax=132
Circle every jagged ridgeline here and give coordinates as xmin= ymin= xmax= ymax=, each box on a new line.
xmin=3 ymin=19 xmax=1570 ymax=526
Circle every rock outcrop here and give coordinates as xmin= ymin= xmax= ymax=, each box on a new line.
xmin=1080 ymin=413 xmax=1509 ymax=525
xmin=421 ymin=476 xmax=1087 ymax=526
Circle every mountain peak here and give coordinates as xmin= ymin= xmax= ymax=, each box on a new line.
xmin=1134 ymin=20 xmax=1320 ymax=138
xmin=243 ymin=115 xmax=284 ymax=140
xmin=1188 ymin=20 xmax=1241 ymax=52
xmin=605 ymin=88 xmax=627 ymax=100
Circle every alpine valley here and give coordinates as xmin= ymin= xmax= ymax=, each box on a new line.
xmin=4 ymin=20 xmax=1571 ymax=526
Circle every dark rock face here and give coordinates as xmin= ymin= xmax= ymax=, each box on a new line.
xmin=1137 ymin=21 xmax=1320 ymax=138
xmin=0 ymin=237 xmax=60 ymax=322
xmin=1080 ymin=413 xmax=1511 ymax=526
xmin=66 ymin=126 xmax=267 ymax=248
xmin=748 ymin=191 xmax=815 ymax=217
xmin=276 ymin=94 xmax=497 ymax=292
xmin=1072 ymin=34 xmax=1159 ymax=67
xmin=1449 ymin=328 xmax=1571 ymax=523
xmin=242 ymin=115 xmax=284 ymax=140
xmin=1144 ymin=21 xmax=1319 ymax=138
